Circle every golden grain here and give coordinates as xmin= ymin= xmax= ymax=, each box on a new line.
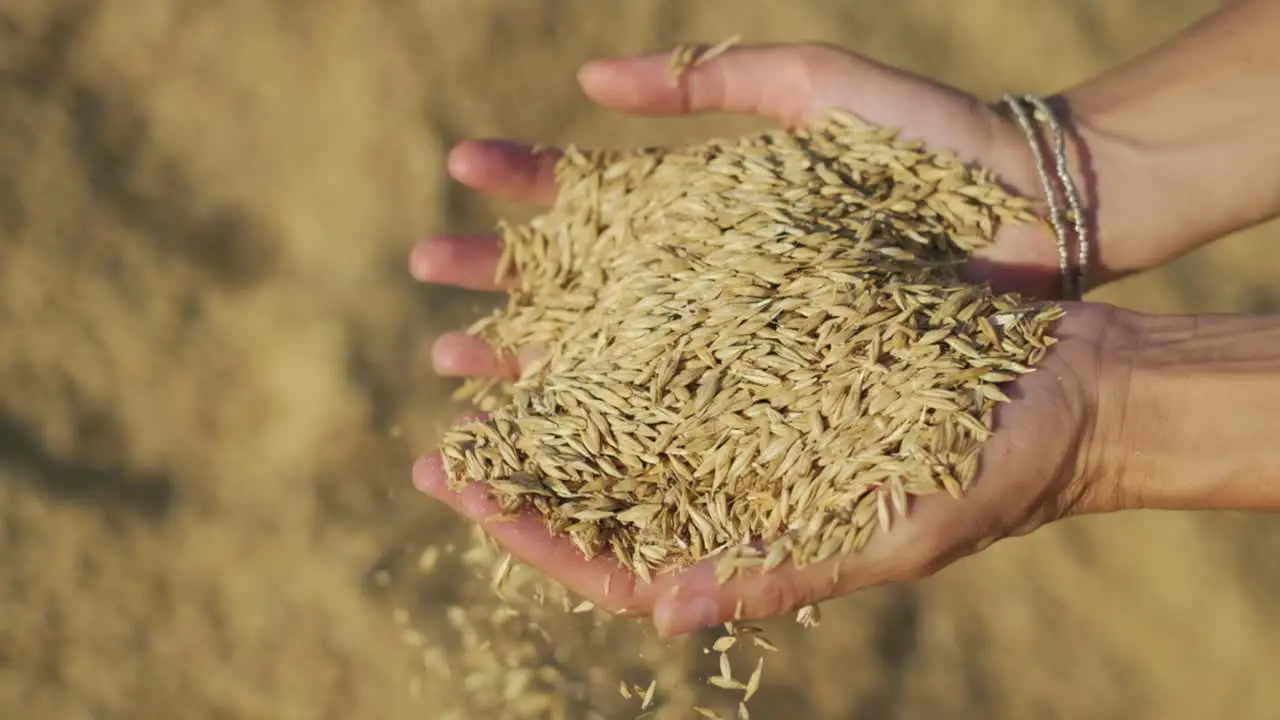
xmin=666 ymin=36 xmax=742 ymax=87
xmin=437 ymin=106 xmax=1060 ymax=716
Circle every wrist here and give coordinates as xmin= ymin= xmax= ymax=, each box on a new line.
xmin=982 ymin=97 xmax=1139 ymax=296
xmin=1064 ymin=303 xmax=1148 ymax=516
xmin=1059 ymin=0 xmax=1280 ymax=282
xmin=1094 ymin=311 xmax=1280 ymax=513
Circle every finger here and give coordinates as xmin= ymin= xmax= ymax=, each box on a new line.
xmin=965 ymin=221 xmax=1064 ymax=299
xmin=412 ymin=453 xmax=674 ymax=613
xmin=448 ymin=140 xmax=562 ymax=206
xmin=650 ymin=490 xmax=961 ymax=637
xmin=431 ymin=332 xmax=548 ymax=379
xmin=651 ymin=558 xmax=803 ymax=638
xmin=450 ymin=410 xmax=490 ymax=428
xmin=578 ymin=43 xmax=846 ymax=127
xmin=431 ymin=332 xmax=520 ymax=378
xmin=409 ymin=235 xmax=512 ymax=291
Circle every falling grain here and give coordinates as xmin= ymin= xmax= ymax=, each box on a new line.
xmin=640 ymin=678 xmax=658 ymax=710
xmin=743 ymin=657 xmax=764 ymax=703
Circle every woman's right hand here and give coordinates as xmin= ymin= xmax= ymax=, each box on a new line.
xmin=412 ymin=299 xmax=1142 ymax=638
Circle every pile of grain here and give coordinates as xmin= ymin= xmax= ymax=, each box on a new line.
xmin=440 ymin=109 xmax=1061 ymax=582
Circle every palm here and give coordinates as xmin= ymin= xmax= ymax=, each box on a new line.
xmin=411 ymin=43 xmax=1092 ymax=637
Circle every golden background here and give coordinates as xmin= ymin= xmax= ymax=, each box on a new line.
xmin=2 ymin=1 xmax=1278 ymax=718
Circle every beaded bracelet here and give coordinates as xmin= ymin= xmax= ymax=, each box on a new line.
xmin=998 ymin=94 xmax=1090 ymax=301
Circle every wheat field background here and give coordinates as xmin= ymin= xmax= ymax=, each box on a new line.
xmin=2 ymin=1 xmax=1279 ymax=718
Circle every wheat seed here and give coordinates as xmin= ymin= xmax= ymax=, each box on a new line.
xmin=441 ymin=109 xmax=1060 ymax=591
xmin=438 ymin=108 xmax=1059 ymax=717
xmin=667 ymin=35 xmax=742 ymax=86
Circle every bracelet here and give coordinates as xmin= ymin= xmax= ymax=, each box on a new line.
xmin=998 ymin=94 xmax=1090 ymax=301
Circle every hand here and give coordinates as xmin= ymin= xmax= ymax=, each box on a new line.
xmin=411 ymin=42 xmax=1071 ymax=309
xmin=410 ymin=43 xmax=1127 ymax=637
xmin=414 ymin=301 xmax=1128 ymax=636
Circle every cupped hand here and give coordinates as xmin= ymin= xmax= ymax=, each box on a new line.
xmin=413 ymin=301 xmax=1126 ymax=637
xmin=411 ymin=43 xmax=1125 ymax=637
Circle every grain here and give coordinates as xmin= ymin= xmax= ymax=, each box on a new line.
xmin=441 ymin=109 xmax=1060 ymax=594
xmin=641 ymin=679 xmax=658 ymax=710
xmin=667 ymin=35 xmax=742 ymax=86
xmin=743 ymin=657 xmax=764 ymax=703
xmin=438 ymin=108 xmax=1057 ymax=714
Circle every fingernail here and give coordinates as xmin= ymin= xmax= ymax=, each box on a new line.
xmin=577 ymin=58 xmax=628 ymax=88
xmin=576 ymin=61 xmax=601 ymax=87
xmin=655 ymin=595 xmax=719 ymax=639
xmin=411 ymin=455 xmax=442 ymax=494
xmin=412 ymin=244 xmax=445 ymax=281
xmin=450 ymin=411 xmax=486 ymax=429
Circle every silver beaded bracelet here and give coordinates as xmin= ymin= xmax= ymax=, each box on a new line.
xmin=998 ymin=94 xmax=1090 ymax=301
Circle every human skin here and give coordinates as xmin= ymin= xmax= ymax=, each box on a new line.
xmin=410 ymin=0 xmax=1280 ymax=637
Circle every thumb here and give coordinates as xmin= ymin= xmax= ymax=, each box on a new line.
xmin=576 ymin=42 xmax=854 ymax=127
xmin=649 ymin=493 xmax=953 ymax=637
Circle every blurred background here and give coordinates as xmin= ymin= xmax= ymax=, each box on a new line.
xmin=2 ymin=1 xmax=1279 ymax=718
